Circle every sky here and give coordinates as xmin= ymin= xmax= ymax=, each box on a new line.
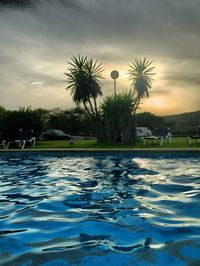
xmin=0 ymin=0 xmax=200 ymax=115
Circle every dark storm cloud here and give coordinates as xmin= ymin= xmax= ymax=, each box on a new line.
xmin=0 ymin=0 xmax=81 ymax=10
xmin=2 ymin=0 xmax=200 ymax=59
xmin=0 ymin=0 xmax=36 ymax=8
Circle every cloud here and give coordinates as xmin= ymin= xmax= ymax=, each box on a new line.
xmin=162 ymin=58 xmax=200 ymax=88
xmin=30 ymin=81 xmax=45 ymax=85
xmin=164 ymin=73 xmax=200 ymax=87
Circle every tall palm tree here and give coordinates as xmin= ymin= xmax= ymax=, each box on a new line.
xmin=65 ymin=55 xmax=104 ymax=118
xmin=65 ymin=55 xmax=106 ymax=142
xmin=128 ymin=58 xmax=155 ymax=113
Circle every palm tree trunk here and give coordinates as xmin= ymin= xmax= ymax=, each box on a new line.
xmin=87 ymin=98 xmax=96 ymax=117
xmin=83 ymin=102 xmax=93 ymax=119
xmin=133 ymin=98 xmax=140 ymax=115
xmin=93 ymin=97 xmax=99 ymax=116
xmin=93 ymin=117 xmax=107 ymax=142
xmin=130 ymin=98 xmax=140 ymax=144
xmin=121 ymin=115 xmax=136 ymax=144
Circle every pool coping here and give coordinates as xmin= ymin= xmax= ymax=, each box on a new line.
xmin=0 ymin=148 xmax=200 ymax=152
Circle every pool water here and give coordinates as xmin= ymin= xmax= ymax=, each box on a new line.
xmin=0 ymin=152 xmax=200 ymax=265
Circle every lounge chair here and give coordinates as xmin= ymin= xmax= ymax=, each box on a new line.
xmin=2 ymin=139 xmax=17 ymax=149
xmin=142 ymin=127 xmax=172 ymax=146
xmin=187 ymin=125 xmax=200 ymax=145
xmin=0 ymin=140 xmax=5 ymax=148
xmin=3 ymin=129 xmax=36 ymax=149
xmin=0 ymin=133 xmax=6 ymax=148
xmin=15 ymin=129 xmax=36 ymax=149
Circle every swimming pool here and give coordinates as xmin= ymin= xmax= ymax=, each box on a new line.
xmin=0 ymin=151 xmax=199 ymax=265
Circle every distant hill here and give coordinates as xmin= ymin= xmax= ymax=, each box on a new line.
xmin=163 ymin=110 xmax=200 ymax=135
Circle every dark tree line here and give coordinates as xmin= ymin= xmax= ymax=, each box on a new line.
xmin=0 ymin=105 xmax=171 ymax=141
xmin=0 ymin=106 xmax=94 ymax=140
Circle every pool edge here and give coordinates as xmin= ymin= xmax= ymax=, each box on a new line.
xmin=0 ymin=148 xmax=200 ymax=152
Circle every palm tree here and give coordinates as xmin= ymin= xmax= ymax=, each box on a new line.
xmin=126 ymin=58 xmax=155 ymax=143
xmin=128 ymin=58 xmax=155 ymax=113
xmin=65 ymin=55 xmax=106 ymax=142
xmin=101 ymin=91 xmax=137 ymax=143
xmin=65 ymin=55 xmax=103 ymax=117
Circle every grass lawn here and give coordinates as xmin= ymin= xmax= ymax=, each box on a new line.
xmin=32 ymin=137 xmax=200 ymax=149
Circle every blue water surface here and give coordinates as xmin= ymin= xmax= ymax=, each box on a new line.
xmin=0 ymin=151 xmax=199 ymax=265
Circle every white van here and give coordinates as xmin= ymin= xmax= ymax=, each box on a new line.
xmin=136 ymin=127 xmax=152 ymax=137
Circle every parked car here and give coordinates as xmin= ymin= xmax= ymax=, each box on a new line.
xmin=43 ymin=130 xmax=71 ymax=140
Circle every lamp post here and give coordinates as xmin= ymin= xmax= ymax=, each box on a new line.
xmin=110 ymin=70 xmax=119 ymax=96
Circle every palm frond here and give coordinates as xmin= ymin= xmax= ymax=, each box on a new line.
xmin=128 ymin=57 xmax=155 ymax=99
xmin=65 ymin=55 xmax=104 ymax=110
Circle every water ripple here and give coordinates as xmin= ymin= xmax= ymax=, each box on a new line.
xmin=0 ymin=153 xmax=199 ymax=265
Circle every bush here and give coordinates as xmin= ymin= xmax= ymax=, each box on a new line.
xmin=0 ymin=107 xmax=43 ymax=140
xmin=48 ymin=107 xmax=94 ymax=135
xmin=136 ymin=112 xmax=165 ymax=130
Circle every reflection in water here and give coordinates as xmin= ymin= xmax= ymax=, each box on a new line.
xmin=0 ymin=153 xmax=199 ymax=265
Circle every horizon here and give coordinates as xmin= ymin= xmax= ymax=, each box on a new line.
xmin=0 ymin=0 xmax=200 ymax=115
xmin=1 ymin=104 xmax=199 ymax=118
